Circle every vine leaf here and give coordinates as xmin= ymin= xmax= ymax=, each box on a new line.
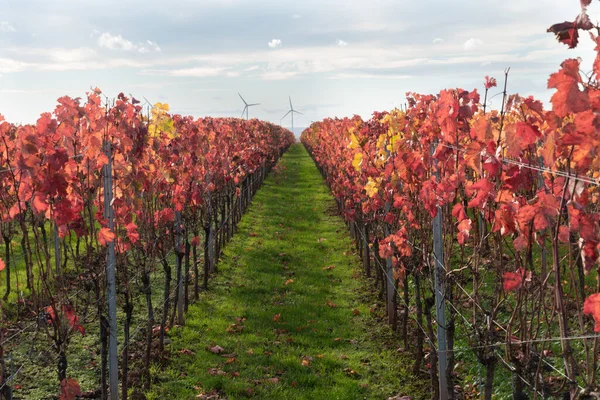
xmin=60 ymin=378 xmax=82 ymax=400
xmin=583 ymin=293 xmax=600 ymax=332
xmin=98 ymin=227 xmax=116 ymax=246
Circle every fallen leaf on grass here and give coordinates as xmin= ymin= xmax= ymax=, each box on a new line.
xmin=301 ymin=359 xmax=310 ymax=367
xmin=323 ymin=265 xmax=335 ymax=270
xmin=195 ymin=389 xmax=221 ymax=399
xmin=247 ymin=348 xmax=254 ymax=354
xmin=225 ymin=357 xmax=237 ymax=364
xmin=326 ymin=300 xmax=337 ymax=308
xmin=208 ymin=368 xmax=226 ymax=376
xmin=226 ymin=324 xmax=244 ymax=334
xmin=208 ymin=345 xmax=225 ymax=354
xmin=249 ymin=232 xmax=258 ymax=237
xmin=266 ymin=377 xmax=279 ymax=384
xmin=273 ymin=313 xmax=281 ymax=322
xmin=352 ymin=308 xmax=360 ymax=315
xmin=179 ymin=348 xmax=195 ymax=355
xmin=285 ymin=279 xmax=294 ymax=285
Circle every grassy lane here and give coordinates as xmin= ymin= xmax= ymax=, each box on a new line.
xmin=146 ymin=144 xmax=428 ymax=399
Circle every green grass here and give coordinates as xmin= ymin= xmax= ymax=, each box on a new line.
xmin=146 ymin=143 xmax=428 ymax=399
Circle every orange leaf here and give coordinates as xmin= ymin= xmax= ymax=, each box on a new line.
xmin=98 ymin=227 xmax=116 ymax=246
xmin=584 ymin=293 xmax=600 ymax=332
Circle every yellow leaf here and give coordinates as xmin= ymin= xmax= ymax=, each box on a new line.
xmin=352 ymin=153 xmax=363 ymax=172
xmin=364 ymin=179 xmax=378 ymax=197
xmin=347 ymin=133 xmax=360 ymax=149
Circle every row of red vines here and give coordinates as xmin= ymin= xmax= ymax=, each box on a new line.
xmin=302 ymin=1 xmax=600 ymax=396
xmin=0 ymin=90 xmax=294 ymax=399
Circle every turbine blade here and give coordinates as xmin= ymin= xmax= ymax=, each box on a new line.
xmin=293 ymin=110 xmax=304 ymax=115
xmin=289 ymin=96 xmax=293 ymax=110
xmin=238 ymin=92 xmax=248 ymax=106
xmin=282 ymin=110 xmax=292 ymax=119
xmin=241 ymin=106 xmax=248 ymax=118
xmin=248 ymin=103 xmax=260 ymax=106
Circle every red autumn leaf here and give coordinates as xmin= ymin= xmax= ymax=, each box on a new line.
xmin=548 ymin=58 xmax=589 ymax=117
xmin=46 ymin=305 xmax=56 ymax=324
xmin=581 ymin=240 xmax=599 ymax=271
xmin=467 ymin=179 xmax=494 ymax=209
xmin=457 ymin=218 xmax=472 ymax=245
xmin=512 ymin=234 xmax=529 ymax=251
xmin=523 ymin=96 xmax=544 ymax=115
xmin=583 ymin=293 xmax=600 ymax=332
xmin=515 ymin=122 xmax=540 ymax=148
xmin=0 ymin=258 xmax=4 ymax=272
xmin=505 ymin=122 xmax=540 ymax=157
xmin=452 ymin=203 xmax=468 ymax=222
xmin=558 ymin=225 xmax=570 ymax=243
xmin=517 ymin=192 xmax=560 ymax=231
xmin=492 ymin=204 xmax=517 ymax=236
xmin=125 ymin=222 xmax=139 ymax=244
xmin=31 ymin=193 xmax=49 ymax=214
xmin=273 ymin=313 xmax=281 ymax=322
xmin=574 ymin=109 xmax=600 ymax=136
xmin=63 ymin=304 xmax=85 ymax=336
xmin=484 ymin=76 xmax=497 ymax=89
xmin=98 ymin=227 xmax=116 ymax=246
xmin=503 ymin=269 xmax=525 ymax=292
xmin=576 ymin=11 xmax=594 ymax=31
xmin=191 ymin=236 xmax=201 ymax=246
xmin=60 ymin=378 xmax=82 ymax=400
xmin=547 ymin=21 xmax=578 ymax=48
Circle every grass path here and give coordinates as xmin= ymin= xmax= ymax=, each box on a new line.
xmin=146 ymin=144 xmax=427 ymax=399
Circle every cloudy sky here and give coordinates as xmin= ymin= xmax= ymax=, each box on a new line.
xmin=0 ymin=0 xmax=596 ymax=128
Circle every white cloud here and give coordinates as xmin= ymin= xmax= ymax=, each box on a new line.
xmin=139 ymin=40 xmax=161 ymax=53
xmin=464 ymin=38 xmax=484 ymax=51
xmin=481 ymin=61 xmax=492 ymax=67
xmin=0 ymin=58 xmax=31 ymax=73
xmin=432 ymin=38 xmax=444 ymax=44
xmin=337 ymin=40 xmax=348 ymax=47
xmin=268 ymin=39 xmax=282 ymax=49
xmin=292 ymin=14 xmax=301 ymax=19
xmin=98 ymin=32 xmax=136 ymax=51
xmin=260 ymin=71 xmax=297 ymax=80
xmin=329 ymin=73 xmax=411 ymax=80
xmin=0 ymin=22 xmax=16 ymax=33
xmin=145 ymin=67 xmax=228 ymax=77
xmin=97 ymin=32 xmax=161 ymax=53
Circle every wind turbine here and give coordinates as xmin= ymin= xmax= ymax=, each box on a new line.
xmin=282 ymin=96 xmax=303 ymax=135
xmin=238 ymin=93 xmax=260 ymax=120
